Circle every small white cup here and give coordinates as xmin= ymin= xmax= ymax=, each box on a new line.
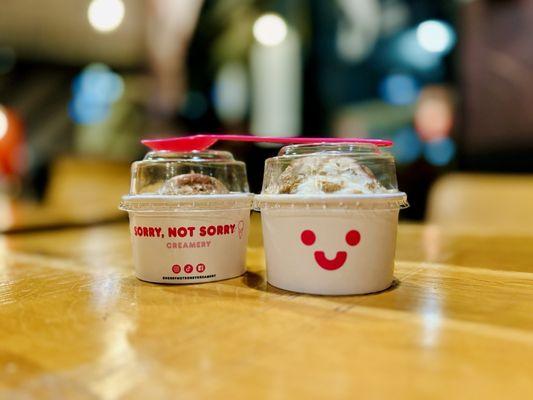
xmin=120 ymin=149 xmax=252 ymax=284
xmin=122 ymin=194 xmax=252 ymax=284
xmin=256 ymin=193 xmax=406 ymax=295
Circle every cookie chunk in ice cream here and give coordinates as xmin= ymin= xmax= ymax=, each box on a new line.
xmin=159 ymin=173 xmax=229 ymax=195
xmin=267 ymin=156 xmax=387 ymax=195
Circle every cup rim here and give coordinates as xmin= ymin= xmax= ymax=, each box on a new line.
xmin=120 ymin=193 xmax=253 ymax=212
xmin=253 ymin=192 xmax=408 ymax=211
xmin=255 ymin=192 xmax=406 ymax=201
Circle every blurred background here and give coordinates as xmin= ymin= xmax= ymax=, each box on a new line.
xmin=0 ymin=0 xmax=532 ymax=230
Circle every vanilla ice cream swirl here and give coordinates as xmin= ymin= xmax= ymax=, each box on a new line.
xmin=266 ymin=156 xmax=388 ymax=195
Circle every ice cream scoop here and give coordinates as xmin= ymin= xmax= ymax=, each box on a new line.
xmin=266 ymin=156 xmax=388 ymax=195
xmin=159 ymin=173 xmax=229 ymax=195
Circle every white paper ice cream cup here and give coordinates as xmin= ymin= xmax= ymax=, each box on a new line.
xmin=255 ymin=193 xmax=407 ymax=295
xmin=121 ymin=194 xmax=252 ymax=284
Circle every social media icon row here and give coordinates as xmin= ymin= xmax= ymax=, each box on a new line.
xmin=172 ymin=263 xmax=206 ymax=274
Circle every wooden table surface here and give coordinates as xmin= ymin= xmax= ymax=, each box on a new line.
xmin=0 ymin=214 xmax=532 ymax=399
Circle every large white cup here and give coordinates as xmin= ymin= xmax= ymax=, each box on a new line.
xmin=256 ymin=193 xmax=406 ymax=295
xmin=122 ymin=194 xmax=252 ymax=284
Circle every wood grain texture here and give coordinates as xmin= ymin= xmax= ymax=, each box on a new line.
xmin=0 ymin=213 xmax=532 ymax=399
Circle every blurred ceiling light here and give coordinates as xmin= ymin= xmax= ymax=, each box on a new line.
xmin=88 ymin=0 xmax=125 ymax=33
xmin=214 ymin=62 xmax=248 ymax=125
xmin=379 ymin=73 xmax=419 ymax=105
xmin=69 ymin=64 xmax=123 ymax=125
xmin=74 ymin=63 xmax=124 ymax=103
xmin=253 ymin=14 xmax=288 ymax=46
xmin=69 ymin=99 xmax=110 ymax=125
xmin=0 ymin=107 xmax=8 ymax=140
xmin=397 ymin=30 xmax=441 ymax=70
xmin=336 ymin=0 xmax=380 ymax=62
xmin=424 ymin=137 xmax=455 ymax=166
xmin=391 ymin=127 xmax=422 ymax=164
xmin=416 ymin=20 xmax=456 ymax=54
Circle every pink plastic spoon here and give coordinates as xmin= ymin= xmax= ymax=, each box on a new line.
xmin=141 ymin=134 xmax=392 ymax=152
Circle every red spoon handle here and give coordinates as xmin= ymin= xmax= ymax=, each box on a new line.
xmin=204 ymin=134 xmax=392 ymax=146
xmin=142 ymin=134 xmax=393 ymax=151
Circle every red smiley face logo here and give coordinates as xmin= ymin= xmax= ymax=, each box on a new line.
xmin=301 ymin=229 xmax=361 ymax=271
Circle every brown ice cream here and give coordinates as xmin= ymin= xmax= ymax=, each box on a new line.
xmin=159 ymin=173 xmax=229 ymax=195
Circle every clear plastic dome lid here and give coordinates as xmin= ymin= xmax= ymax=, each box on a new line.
xmin=261 ymin=143 xmax=400 ymax=195
xmin=129 ymin=150 xmax=249 ymax=195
